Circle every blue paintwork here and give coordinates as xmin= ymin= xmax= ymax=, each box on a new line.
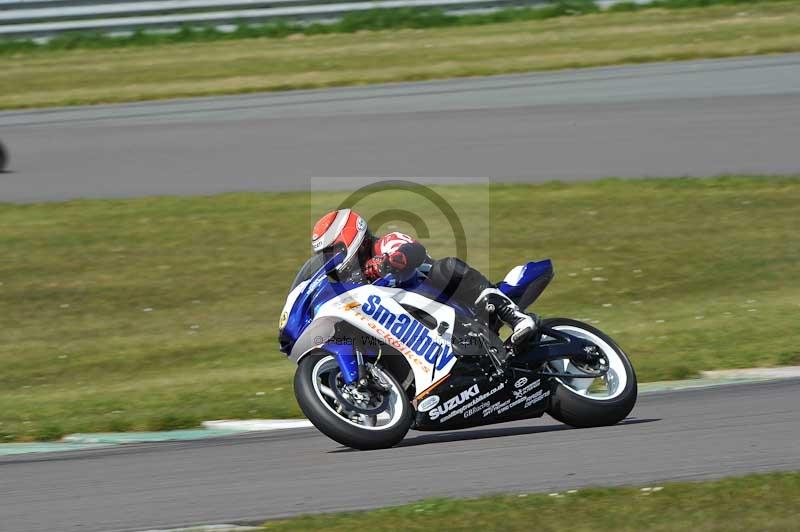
xmin=279 ymin=253 xmax=365 ymax=384
xmin=281 ymin=280 xmax=361 ymax=349
xmin=323 ymin=340 xmax=360 ymax=384
xmin=498 ymin=259 xmax=553 ymax=301
xmin=280 ymin=253 xmax=346 ymax=354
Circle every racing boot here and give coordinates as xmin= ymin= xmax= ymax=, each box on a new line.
xmin=475 ymin=288 xmax=539 ymax=351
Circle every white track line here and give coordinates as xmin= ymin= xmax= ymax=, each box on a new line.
xmin=202 ymin=419 xmax=313 ymax=431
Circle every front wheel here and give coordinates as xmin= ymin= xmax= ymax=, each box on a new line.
xmin=544 ymin=318 xmax=637 ymax=428
xmin=294 ymin=352 xmax=413 ymax=450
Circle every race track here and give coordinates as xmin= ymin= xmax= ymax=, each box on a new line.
xmin=2 ymin=379 xmax=799 ymax=532
xmin=2 ymin=54 xmax=800 ymax=531
xmin=2 ymin=54 xmax=800 ymax=202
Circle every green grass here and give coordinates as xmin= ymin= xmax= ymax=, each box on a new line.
xmin=258 ymin=472 xmax=800 ymax=531
xmin=3 ymin=1 xmax=800 ymax=108
xmin=0 ymin=0 xmax=792 ymax=55
xmin=0 ymin=2 xmax=604 ymax=54
xmin=1 ymin=176 xmax=798 ymax=441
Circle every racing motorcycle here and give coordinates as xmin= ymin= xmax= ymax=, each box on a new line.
xmin=279 ymin=252 xmax=637 ymax=450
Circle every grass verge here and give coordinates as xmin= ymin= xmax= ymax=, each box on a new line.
xmin=1 ymin=176 xmax=798 ymax=441
xmin=1 ymin=0 xmax=790 ymax=55
xmin=2 ymin=1 xmax=800 ymax=108
xmin=259 ymin=472 xmax=800 ymax=531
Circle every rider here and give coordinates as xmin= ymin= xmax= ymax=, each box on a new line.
xmin=311 ymin=209 xmax=538 ymax=350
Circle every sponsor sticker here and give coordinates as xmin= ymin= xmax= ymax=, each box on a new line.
xmin=279 ymin=311 xmax=288 ymax=330
xmin=431 ymin=382 xmax=506 ymax=423
xmin=482 ymin=399 xmax=511 ymax=418
xmin=514 ymin=377 xmax=528 ymax=389
xmin=417 ymin=395 xmax=441 ymax=412
xmin=524 ymin=389 xmax=550 ymax=408
xmin=346 ymin=295 xmax=456 ymax=373
xmin=429 ymin=384 xmax=480 ymax=421
xmin=512 ymin=379 xmax=540 ymax=398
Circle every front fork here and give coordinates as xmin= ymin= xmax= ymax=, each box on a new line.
xmin=323 ymin=341 xmax=359 ymax=384
xmin=322 ymin=338 xmax=381 ymax=386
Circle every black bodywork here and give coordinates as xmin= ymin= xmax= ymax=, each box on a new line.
xmin=413 ymin=318 xmax=604 ymax=431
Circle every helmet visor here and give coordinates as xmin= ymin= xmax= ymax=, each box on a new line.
xmin=317 ymin=242 xmax=347 ymax=265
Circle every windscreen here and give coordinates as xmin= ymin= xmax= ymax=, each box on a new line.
xmin=288 ymin=254 xmax=366 ymax=294
xmin=288 ymin=255 xmax=325 ymax=293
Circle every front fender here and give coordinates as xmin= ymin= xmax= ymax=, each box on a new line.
xmin=289 ymin=316 xmax=338 ymax=364
xmin=289 ymin=317 xmax=361 ymax=384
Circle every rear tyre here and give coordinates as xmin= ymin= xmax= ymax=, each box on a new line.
xmin=544 ymin=318 xmax=637 ymax=428
xmin=294 ymin=352 xmax=413 ymax=450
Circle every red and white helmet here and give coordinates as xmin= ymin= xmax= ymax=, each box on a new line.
xmin=311 ymin=209 xmax=371 ymax=272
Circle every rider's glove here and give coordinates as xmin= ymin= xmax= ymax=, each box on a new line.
xmin=385 ymin=250 xmax=408 ymax=272
xmin=365 ymin=251 xmax=411 ymax=281
xmin=364 ymin=256 xmax=387 ymax=281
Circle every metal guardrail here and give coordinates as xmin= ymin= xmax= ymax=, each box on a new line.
xmin=0 ymin=0 xmax=537 ymax=37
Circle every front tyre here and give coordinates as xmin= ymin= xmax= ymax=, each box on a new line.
xmin=544 ymin=318 xmax=637 ymax=428
xmin=294 ymin=353 xmax=413 ymax=450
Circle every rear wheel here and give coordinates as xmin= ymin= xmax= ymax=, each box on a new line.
xmin=544 ymin=318 xmax=637 ymax=428
xmin=294 ymin=352 xmax=412 ymax=450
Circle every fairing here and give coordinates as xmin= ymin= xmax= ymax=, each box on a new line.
xmin=498 ymin=260 xmax=554 ymax=310
xmin=279 ymin=256 xmax=561 ymax=420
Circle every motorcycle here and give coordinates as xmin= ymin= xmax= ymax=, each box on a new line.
xmin=279 ymin=252 xmax=637 ymax=450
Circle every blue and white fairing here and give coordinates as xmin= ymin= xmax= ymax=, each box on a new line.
xmin=279 ymin=255 xmax=459 ymax=396
xmin=498 ymin=260 xmax=554 ymax=310
xmin=278 ymin=254 xmax=354 ymax=355
xmin=278 ymin=255 xmax=554 ymax=397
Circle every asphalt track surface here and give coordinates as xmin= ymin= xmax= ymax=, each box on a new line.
xmin=2 ymin=54 xmax=800 ymax=202
xmin=2 ymin=379 xmax=799 ymax=532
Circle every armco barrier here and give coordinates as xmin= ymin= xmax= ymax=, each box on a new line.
xmin=0 ymin=0 xmax=542 ymax=37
